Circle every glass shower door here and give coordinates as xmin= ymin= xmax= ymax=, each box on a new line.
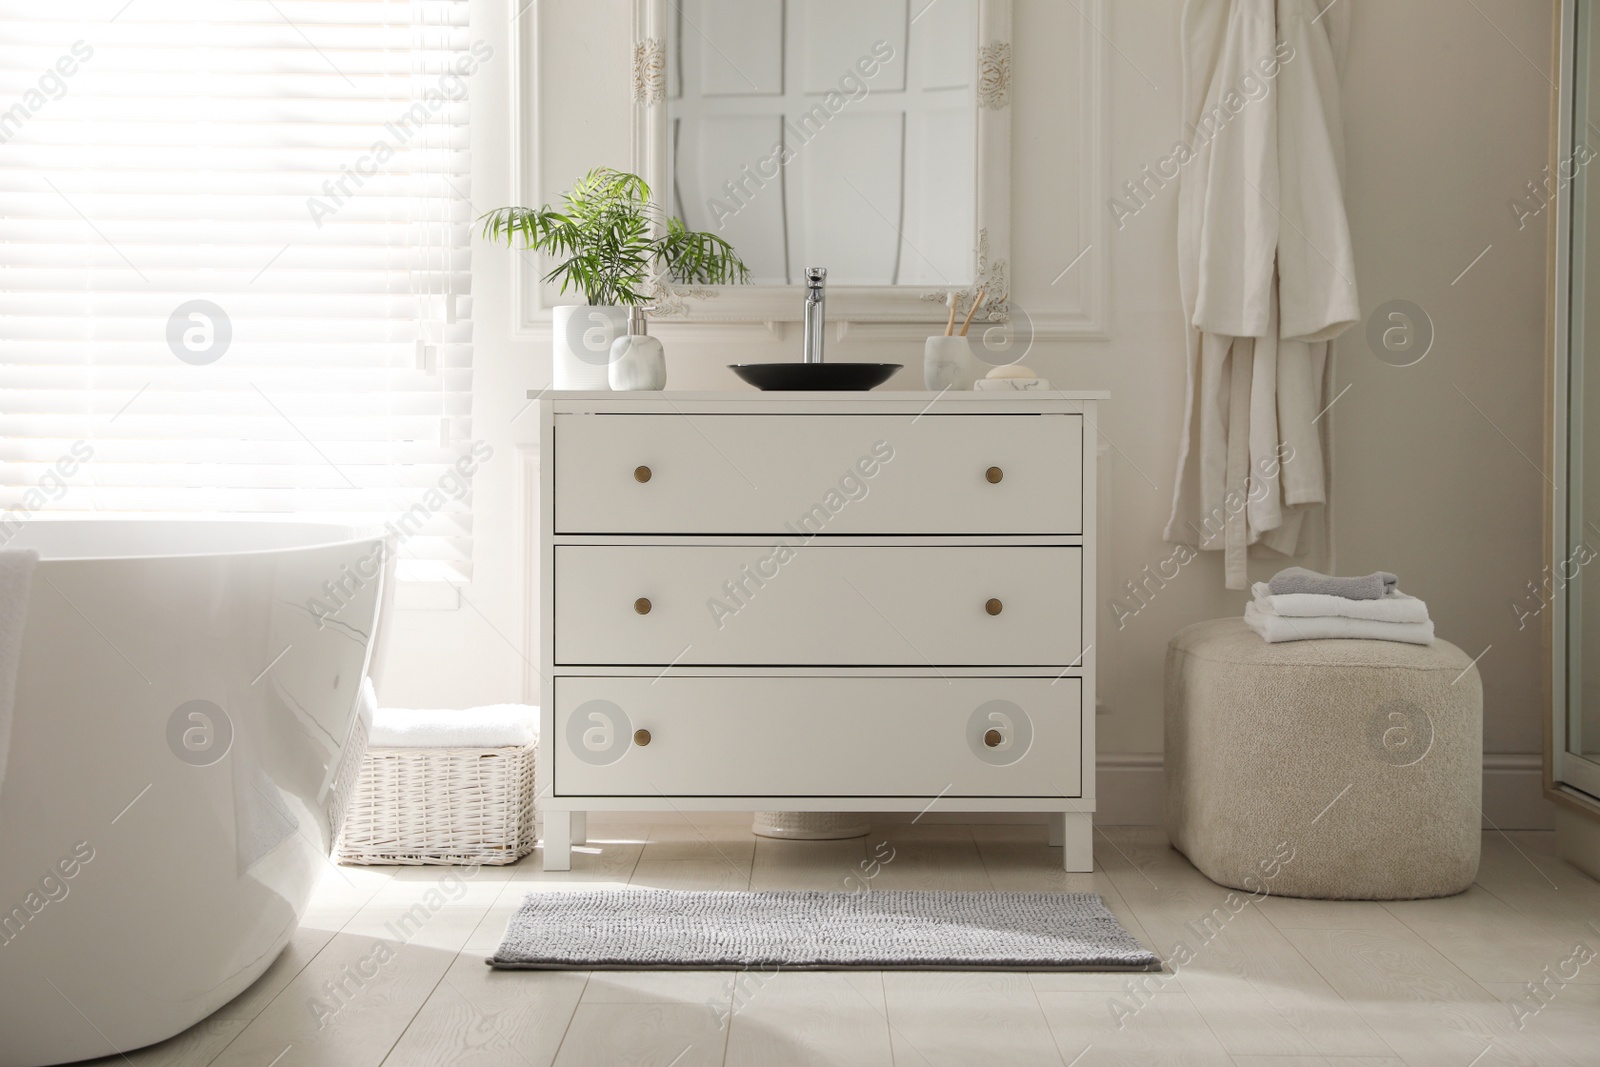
xmin=1563 ymin=0 xmax=1600 ymax=799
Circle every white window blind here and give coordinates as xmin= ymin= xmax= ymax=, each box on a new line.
xmin=0 ymin=0 xmax=479 ymax=581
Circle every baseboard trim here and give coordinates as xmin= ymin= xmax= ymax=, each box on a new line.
xmin=1483 ymin=752 xmax=1555 ymax=830
xmin=1091 ymin=753 xmax=1166 ymax=827
xmin=1556 ymin=804 xmax=1600 ymax=880
xmin=578 ymin=753 xmax=1556 ymax=831
xmin=1087 ymin=752 xmax=1553 ymax=830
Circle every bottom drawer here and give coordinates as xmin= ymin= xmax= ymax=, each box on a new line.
xmin=552 ymin=676 xmax=1082 ymax=798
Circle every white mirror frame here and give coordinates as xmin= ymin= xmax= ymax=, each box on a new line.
xmin=631 ymin=0 xmax=1013 ymax=329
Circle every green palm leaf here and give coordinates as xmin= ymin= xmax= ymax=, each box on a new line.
xmin=479 ymin=167 xmax=749 ymax=306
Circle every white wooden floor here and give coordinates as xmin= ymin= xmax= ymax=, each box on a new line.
xmin=85 ymin=823 xmax=1600 ymax=1067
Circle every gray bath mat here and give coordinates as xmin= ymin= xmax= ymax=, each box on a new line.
xmin=488 ymin=889 xmax=1160 ymax=972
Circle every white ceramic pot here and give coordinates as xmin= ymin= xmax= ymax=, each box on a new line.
xmin=923 ymin=335 xmax=983 ymax=391
xmin=552 ymin=305 xmax=628 ymax=390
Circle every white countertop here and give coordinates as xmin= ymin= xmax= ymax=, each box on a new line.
xmin=530 ymin=389 xmax=1111 ymax=404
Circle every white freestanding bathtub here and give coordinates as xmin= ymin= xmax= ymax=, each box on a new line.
xmin=0 ymin=520 xmax=392 ymax=1067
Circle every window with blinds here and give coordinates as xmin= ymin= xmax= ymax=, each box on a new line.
xmin=0 ymin=0 xmax=480 ymax=581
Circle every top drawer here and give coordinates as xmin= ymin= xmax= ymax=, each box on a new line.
xmin=554 ymin=414 xmax=1083 ymax=535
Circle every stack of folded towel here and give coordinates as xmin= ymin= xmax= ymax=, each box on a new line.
xmin=1244 ymin=566 xmax=1434 ymax=645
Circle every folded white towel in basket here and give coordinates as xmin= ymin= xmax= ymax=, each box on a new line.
xmin=370 ymin=704 xmax=538 ymax=748
xmin=357 ymin=678 xmax=377 ymax=735
xmin=1251 ymin=582 xmax=1430 ymax=624
xmin=1244 ymin=601 xmax=1434 ymax=645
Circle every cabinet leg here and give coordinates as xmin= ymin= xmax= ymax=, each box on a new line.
xmin=571 ymin=811 xmax=587 ymax=846
xmin=543 ymin=811 xmax=572 ymax=872
xmin=1054 ymin=812 xmax=1094 ymax=873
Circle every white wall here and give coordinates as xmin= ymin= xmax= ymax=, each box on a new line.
xmin=380 ymin=0 xmax=1555 ymax=818
xmin=1337 ymin=0 xmax=1552 ymax=761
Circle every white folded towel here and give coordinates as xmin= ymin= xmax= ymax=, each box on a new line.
xmin=350 ymin=678 xmax=377 ymax=764
xmin=0 ymin=549 xmax=38 ymax=802
xmin=1244 ymin=601 xmax=1435 ymax=645
xmin=369 ymin=703 xmax=538 ymax=748
xmin=1250 ymin=582 xmax=1430 ymax=624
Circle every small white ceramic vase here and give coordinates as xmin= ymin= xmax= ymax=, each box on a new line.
xmin=924 ymin=335 xmax=983 ymax=391
xmin=552 ymin=304 xmax=628 ymax=390
xmin=608 ymin=306 xmax=667 ymax=390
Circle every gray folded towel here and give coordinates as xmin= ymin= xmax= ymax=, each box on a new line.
xmin=1266 ymin=566 xmax=1398 ymax=601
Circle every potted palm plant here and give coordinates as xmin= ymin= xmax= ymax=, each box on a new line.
xmin=482 ymin=168 xmax=749 ymax=389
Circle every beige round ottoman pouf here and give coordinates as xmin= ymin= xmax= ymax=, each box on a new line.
xmin=1164 ymin=618 xmax=1482 ymax=900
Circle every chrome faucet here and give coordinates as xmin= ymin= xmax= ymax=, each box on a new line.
xmin=802 ymin=267 xmax=827 ymax=364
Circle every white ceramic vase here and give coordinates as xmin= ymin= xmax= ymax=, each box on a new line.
xmin=924 ymin=335 xmax=983 ymax=391
xmin=552 ymin=305 xmax=628 ymax=390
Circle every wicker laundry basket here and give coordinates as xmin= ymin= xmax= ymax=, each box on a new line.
xmin=335 ymin=742 xmax=537 ymax=866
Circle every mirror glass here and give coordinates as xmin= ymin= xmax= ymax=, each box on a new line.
xmin=664 ymin=0 xmax=978 ymax=287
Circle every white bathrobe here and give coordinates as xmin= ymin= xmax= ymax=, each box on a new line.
xmin=1165 ymin=0 xmax=1358 ymax=589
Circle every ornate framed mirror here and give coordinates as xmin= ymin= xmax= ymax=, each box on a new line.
xmin=630 ymin=0 xmax=1013 ymax=328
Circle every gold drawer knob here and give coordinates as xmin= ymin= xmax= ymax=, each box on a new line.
xmin=985 ymin=598 xmax=1003 ymax=616
xmin=634 ymin=597 xmax=652 ymax=615
xmin=634 ymin=465 xmax=652 ymax=483
xmin=633 ymin=728 xmax=652 ymax=747
xmin=984 ymin=728 xmax=1003 ymax=748
xmin=986 ymin=466 xmax=1004 ymax=484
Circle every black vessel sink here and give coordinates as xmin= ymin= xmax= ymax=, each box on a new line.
xmin=730 ymin=362 xmax=902 ymax=391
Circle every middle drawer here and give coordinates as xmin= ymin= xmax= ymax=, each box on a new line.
xmin=555 ymin=545 xmax=1082 ymax=666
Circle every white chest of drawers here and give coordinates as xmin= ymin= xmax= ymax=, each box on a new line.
xmin=537 ymin=391 xmax=1103 ymax=871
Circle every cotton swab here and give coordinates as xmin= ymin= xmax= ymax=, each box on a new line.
xmin=958 ymin=287 xmax=987 ymax=337
xmin=944 ymin=291 xmax=958 ymax=336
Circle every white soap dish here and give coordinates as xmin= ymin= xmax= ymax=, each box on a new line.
xmin=974 ymin=377 xmax=1052 ymax=391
